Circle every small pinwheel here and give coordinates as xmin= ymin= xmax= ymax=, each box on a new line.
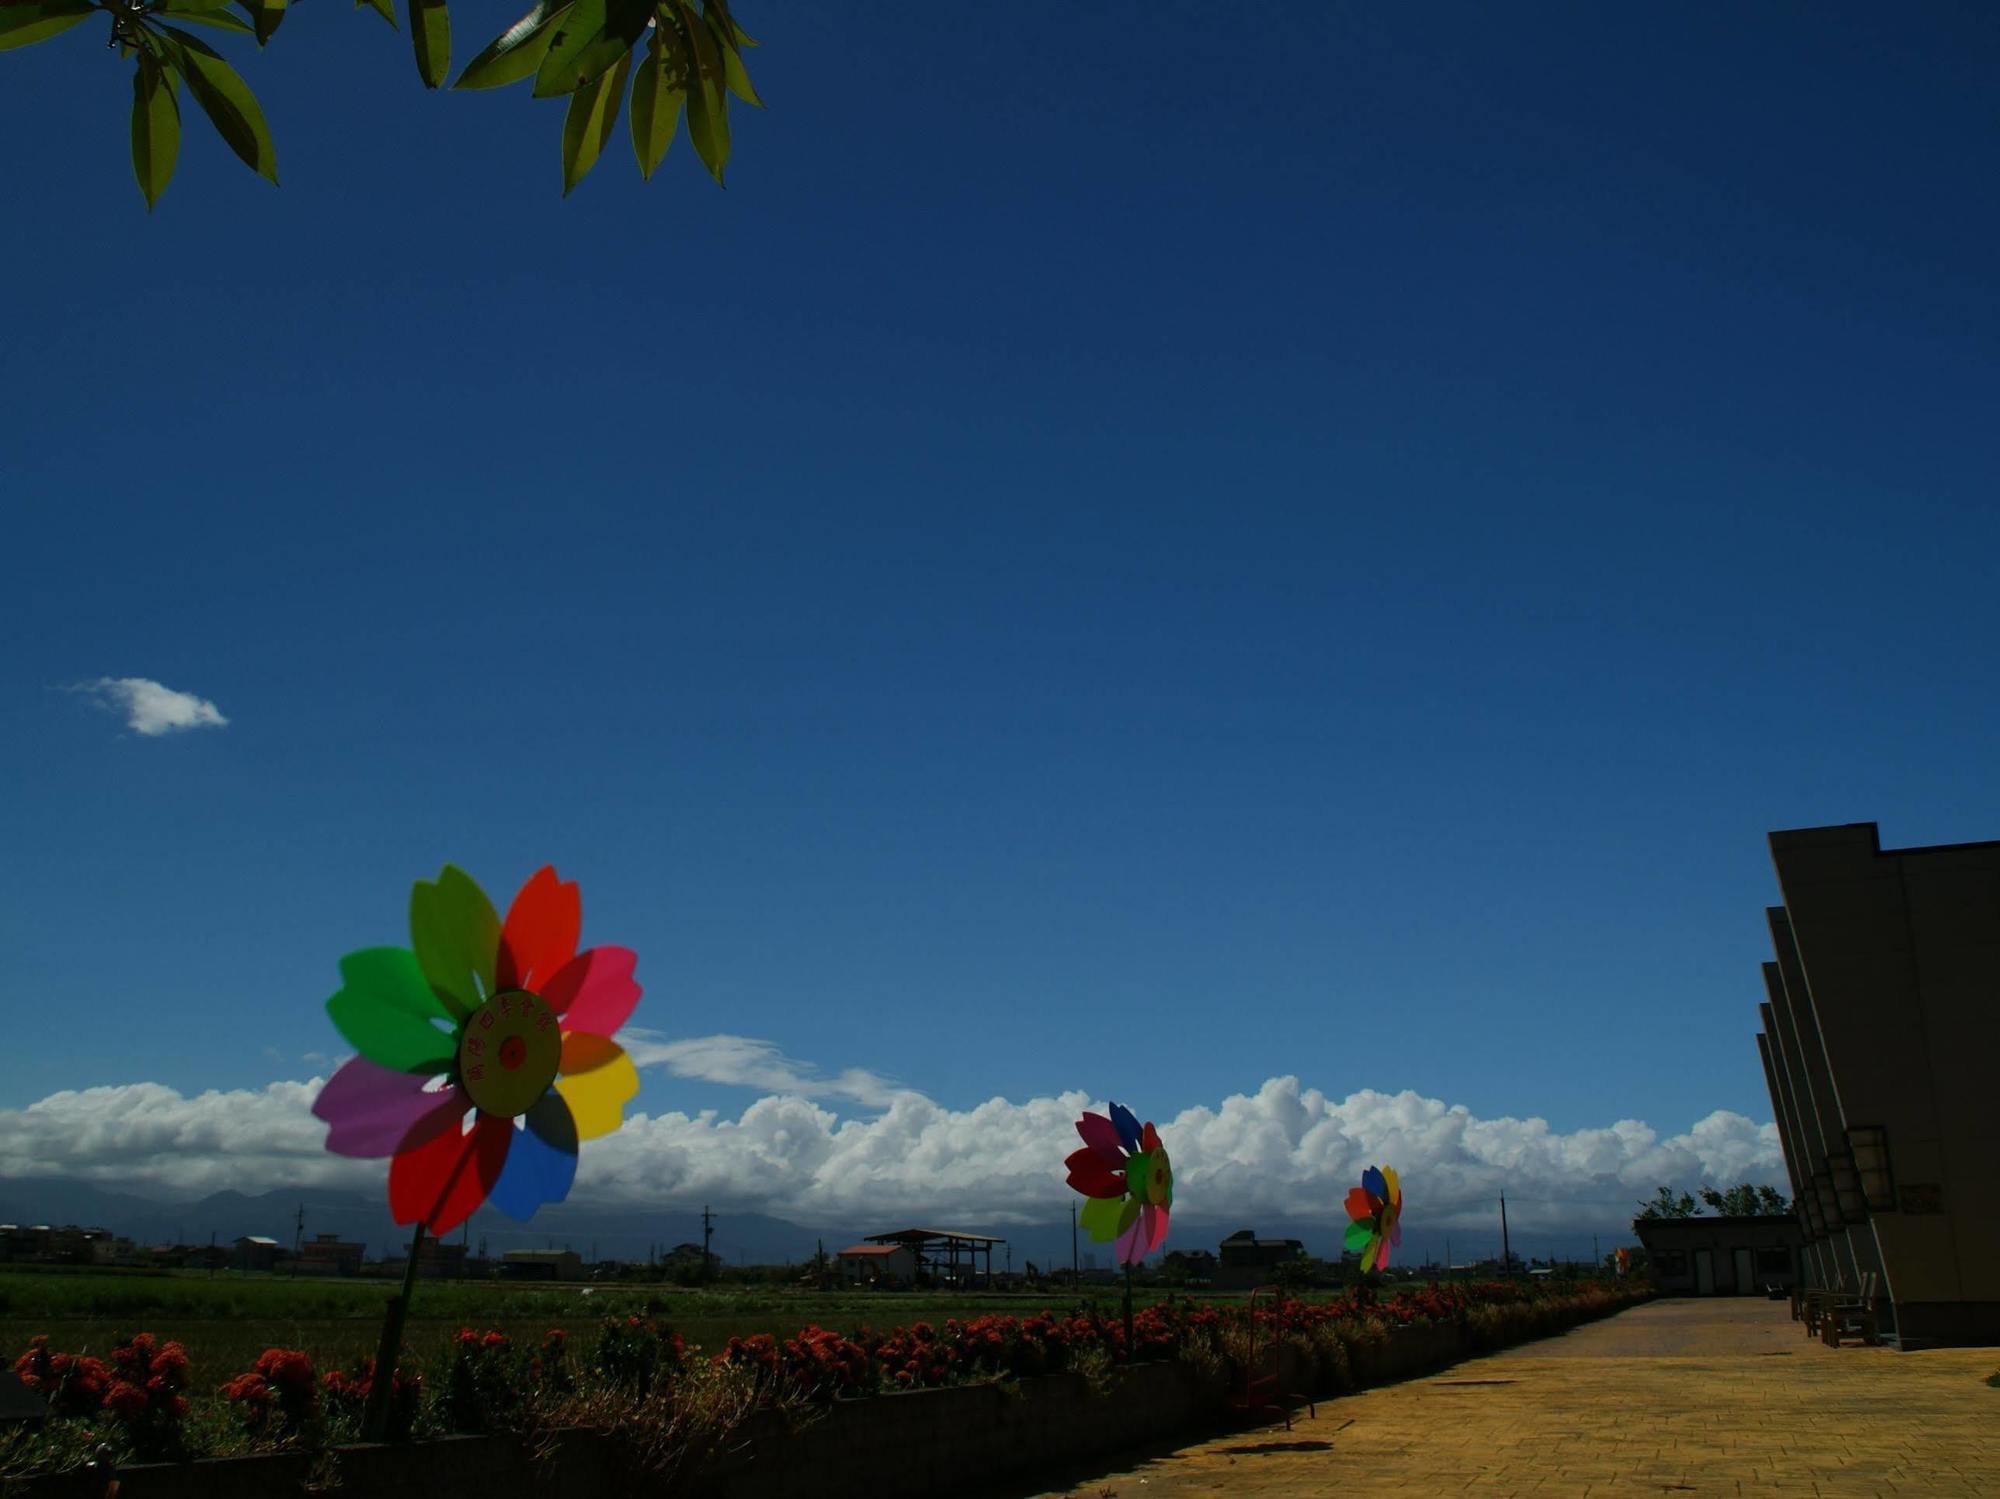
xmin=1343 ymin=1165 xmax=1403 ymax=1272
xmin=311 ymin=865 xmax=642 ymax=1235
xmin=1066 ymin=1102 xmax=1173 ymax=1266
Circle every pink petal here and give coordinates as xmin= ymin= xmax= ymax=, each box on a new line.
xmin=1114 ymin=1212 xmax=1149 ymax=1267
xmin=541 ymin=946 xmax=641 ymax=1036
xmin=1148 ymin=1203 xmax=1171 ymax=1252
xmin=312 ymin=1058 xmax=463 ymax=1159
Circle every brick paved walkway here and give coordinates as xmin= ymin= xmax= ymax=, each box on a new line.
xmin=1030 ymin=1298 xmax=2000 ymax=1497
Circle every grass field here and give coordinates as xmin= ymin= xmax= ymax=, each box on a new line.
xmin=0 ymin=1268 xmax=1254 ymax=1386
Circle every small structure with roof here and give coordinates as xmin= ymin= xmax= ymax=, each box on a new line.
xmin=857 ymin=1228 xmax=1006 ymax=1287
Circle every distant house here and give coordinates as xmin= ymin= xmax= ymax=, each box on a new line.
xmin=501 ymin=1249 xmax=583 ymax=1282
xmin=835 ymin=1244 xmax=915 ymax=1287
xmin=662 ymin=1242 xmax=718 ymax=1277
xmin=1161 ymin=1249 xmax=1218 ymax=1284
xmin=298 ymin=1233 xmax=365 ymax=1277
xmin=234 ymin=1235 xmax=281 ymax=1272
xmin=1214 ymin=1229 xmax=1305 ymax=1290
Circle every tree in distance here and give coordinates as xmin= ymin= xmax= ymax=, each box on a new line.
xmin=0 ymin=0 xmax=760 ymax=207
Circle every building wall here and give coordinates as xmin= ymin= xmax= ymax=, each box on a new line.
xmin=1632 ymin=1218 xmax=1801 ymax=1295
xmin=1765 ymin=823 xmax=2000 ymax=1346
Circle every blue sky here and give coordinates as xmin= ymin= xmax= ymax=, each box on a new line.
xmin=4 ymin=2 xmax=1998 ymax=1234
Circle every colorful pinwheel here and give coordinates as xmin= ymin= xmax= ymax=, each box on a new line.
xmin=1343 ymin=1165 xmax=1403 ymax=1272
xmin=1065 ymin=1102 xmax=1173 ymax=1266
xmin=311 ymin=865 xmax=642 ymax=1235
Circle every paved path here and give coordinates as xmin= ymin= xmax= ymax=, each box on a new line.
xmin=1030 ymin=1298 xmax=2000 ymax=1497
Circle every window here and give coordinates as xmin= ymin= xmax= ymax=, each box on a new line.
xmin=1653 ymin=1252 xmax=1688 ymax=1277
xmin=1756 ymin=1248 xmax=1792 ymax=1274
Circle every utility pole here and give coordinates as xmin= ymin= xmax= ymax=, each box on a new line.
xmin=1500 ymin=1195 xmax=1512 ymax=1276
xmin=1071 ymin=1201 xmax=1079 ymax=1285
xmin=1445 ymin=1235 xmax=1451 ymax=1277
xmin=294 ymin=1204 xmax=304 ymax=1277
xmin=701 ymin=1205 xmax=716 ymax=1284
xmin=1593 ymin=1234 xmax=1600 ymax=1274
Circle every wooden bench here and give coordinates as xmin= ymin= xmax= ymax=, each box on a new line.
xmin=1821 ymin=1271 xmax=1880 ymax=1347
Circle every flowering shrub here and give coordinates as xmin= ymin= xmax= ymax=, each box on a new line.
xmin=12 ymin=1336 xmax=111 ymax=1418
xmin=593 ymin=1315 xmax=685 ymax=1398
xmin=221 ymin=1347 xmax=318 ymax=1436
xmin=318 ymin=1356 xmax=423 ymax=1442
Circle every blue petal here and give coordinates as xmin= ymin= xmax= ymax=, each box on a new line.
xmin=486 ymin=1091 xmax=579 ymax=1221
xmin=1362 ymin=1166 xmax=1387 ymax=1200
xmin=1108 ymin=1101 xmax=1143 ymax=1151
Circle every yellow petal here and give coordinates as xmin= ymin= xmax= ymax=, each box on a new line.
xmin=555 ymin=1038 xmax=638 ymax=1140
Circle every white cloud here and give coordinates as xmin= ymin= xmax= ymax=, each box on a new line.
xmin=622 ymin=1031 xmax=911 ymax=1109
xmin=74 ymin=677 xmax=228 ymax=736
xmin=0 ymin=1062 xmax=1786 ymax=1235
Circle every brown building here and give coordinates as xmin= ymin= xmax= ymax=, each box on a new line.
xmin=298 ymin=1232 xmax=365 ymax=1276
xmin=500 ymin=1248 xmax=583 ymax=1281
xmin=1631 ymin=1216 xmax=1802 ymax=1296
xmin=1214 ymin=1229 xmax=1305 ymax=1290
xmin=1756 ymin=822 xmax=2000 ymax=1347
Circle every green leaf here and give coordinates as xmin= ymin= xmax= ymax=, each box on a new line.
xmin=160 ymin=6 xmax=255 ymax=35
xmin=532 ymin=0 xmax=644 ymax=97
xmin=0 ymin=0 xmax=93 ymax=52
xmin=407 ymin=0 xmax=450 ymax=87
xmin=250 ymin=0 xmax=286 ymax=45
xmin=705 ymin=0 xmax=753 ymax=47
xmin=628 ymin=25 xmax=684 ymax=179
xmin=154 ymin=26 xmax=278 ymax=183
xmin=560 ymin=45 xmax=629 ymax=194
xmin=530 ymin=0 xmax=602 ymax=96
xmin=454 ymin=0 xmax=572 ymax=90
xmin=130 ymin=50 xmax=180 ymax=209
xmin=701 ymin=5 xmax=758 ymax=106
xmin=672 ymin=0 xmax=727 ymax=182
xmin=355 ymin=0 xmax=396 ymax=26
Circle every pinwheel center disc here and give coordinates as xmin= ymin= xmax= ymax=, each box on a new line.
xmin=458 ymin=989 xmax=560 ymax=1118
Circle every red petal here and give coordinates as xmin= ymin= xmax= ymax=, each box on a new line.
xmin=1065 ymin=1150 xmax=1127 ymax=1198
xmin=541 ymin=946 xmax=640 ymax=1035
xmin=390 ymin=1111 xmax=510 ymax=1235
xmin=497 ymin=866 xmax=581 ymax=995
xmin=1075 ymin=1112 xmax=1124 ymax=1158
xmin=1140 ymin=1121 xmax=1161 ymax=1154
xmin=1343 ymin=1186 xmax=1376 ymax=1223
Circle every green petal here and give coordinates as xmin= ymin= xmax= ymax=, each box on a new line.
xmin=1078 ymin=1192 xmax=1124 ymax=1243
xmin=326 ymin=947 xmax=456 ymax=1073
xmin=1343 ymin=1219 xmax=1373 ymax=1253
xmin=410 ymin=865 xmax=499 ymax=1019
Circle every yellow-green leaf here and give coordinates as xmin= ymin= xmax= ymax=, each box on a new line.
xmin=531 ymin=0 xmax=602 ymax=96
xmin=628 ymin=25 xmax=685 ymax=179
xmin=355 ymin=0 xmax=396 ymax=26
xmin=0 ymin=0 xmax=93 ymax=52
xmin=155 ymin=25 xmax=278 ymax=183
xmin=130 ymin=51 xmax=180 ymax=209
xmin=701 ymin=5 xmax=758 ymax=106
xmin=408 ymin=0 xmax=449 ymax=87
xmin=160 ymin=5 xmax=255 ymax=35
xmin=560 ymin=45 xmax=630 ymax=194
xmin=455 ymin=0 xmax=572 ymax=89
xmin=671 ymin=0 xmax=726 ymax=182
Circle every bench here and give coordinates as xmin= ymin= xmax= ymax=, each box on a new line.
xmin=1820 ymin=1271 xmax=1880 ymax=1347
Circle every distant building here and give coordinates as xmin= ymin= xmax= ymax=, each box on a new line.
xmin=1214 ymin=1229 xmax=1305 ymax=1290
xmin=835 ymin=1244 xmax=915 ymax=1286
xmin=501 ymin=1249 xmax=583 ymax=1282
xmin=1632 ymin=1216 xmax=1802 ymax=1296
xmin=1160 ymin=1249 xmax=1218 ymax=1284
xmin=233 ymin=1235 xmax=281 ymax=1272
xmin=662 ymin=1242 xmax=718 ymax=1277
xmin=298 ymin=1233 xmax=366 ymax=1277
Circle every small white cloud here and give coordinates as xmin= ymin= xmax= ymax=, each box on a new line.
xmin=623 ymin=1031 xmax=911 ymax=1110
xmin=75 ymin=677 xmax=228 ymax=736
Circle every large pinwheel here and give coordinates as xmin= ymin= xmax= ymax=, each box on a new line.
xmin=1065 ymin=1102 xmax=1173 ymax=1266
xmin=1343 ymin=1165 xmax=1403 ymax=1273
xmin=311 ymin=865 xmax=642 ymax=1236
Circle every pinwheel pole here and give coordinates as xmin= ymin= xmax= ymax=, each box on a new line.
xmin=361 ymin=1221 xmax=425 ymax=1442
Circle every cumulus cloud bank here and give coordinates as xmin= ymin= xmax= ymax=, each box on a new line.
xmin=0 ymin=1048 xmax=1784 ymax=1233
xmin=622 ymin=1031 xmax=911 ymax=1109
xmin=74 ymin=677 xmax=228 ymax=736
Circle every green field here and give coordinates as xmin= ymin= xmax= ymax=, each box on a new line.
xmin=0 ymin=1269 xmax=1246 ymax=1386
